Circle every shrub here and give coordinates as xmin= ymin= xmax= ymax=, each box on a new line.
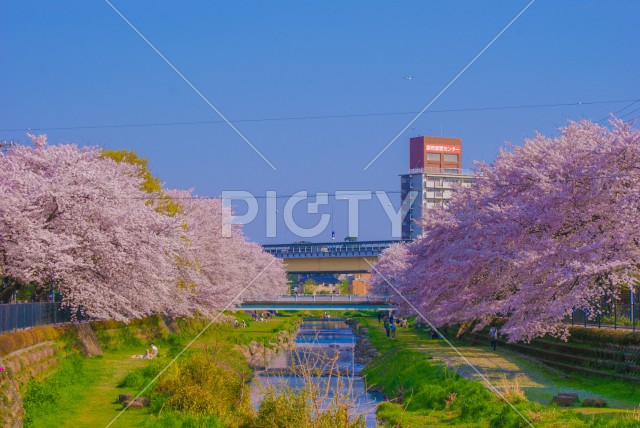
xmin=153 ymin=346 xmax=251 ymax=427
xmin=413 ymin=383 xmax=449 ymax=409
xmin=92 ymin=315 xmax=174 ymax=350
xmin=140 ymin=412 xmax=225 ymax=428
xmin=499 ymin=375 xmax=528 ymax=405
xmin=89 ymin=319 xmax=123 ymax=331
xmin=456 ymin=382 xmax=495 ymax=421
xmin=0 ymin=326 xmax=69 ymax=356
xmin=255 ymin=379 xmax=365 ymax=427
xmin=118 ymin=360 xmax=163 ymax=389
xmin=255 ymin=386 xmax=310 ymax=427
xmin=93 ymin=327 xmax=145 ymax=350
xmin=489 ymin=403 xmax=530 ymax=428
xmin=165 ymin=384 xmax=218 ymax=416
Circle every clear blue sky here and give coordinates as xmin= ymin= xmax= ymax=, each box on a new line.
xmin=2 ymin=1 xmax=639 ymax=243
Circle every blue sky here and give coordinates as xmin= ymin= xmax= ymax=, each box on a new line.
xmin=2 ymin=1 xmax=639 ymax=243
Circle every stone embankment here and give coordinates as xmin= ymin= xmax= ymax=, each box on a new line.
xmin=0 ymin=316 xmax=167 ymax=427
xmin=0 ymin=356 xmax=23 ymax=428
xmin=345 ymin=319 xmax=380 ymax=366
xmin=462 ymin=329 xmax=640 ymax=383
xmin=0 ymin=325 xmax=77 ymax=428
xmin=235 ymin=330 xmax=297 ymax=369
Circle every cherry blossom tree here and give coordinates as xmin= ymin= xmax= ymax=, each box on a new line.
xmin=169 ymin=190 xmax=286 ymax=315
xmin=0 ymin=135 xmax=192 ymax=320
xmin=0 ymin=135 xmax=286 ymax=321
xmin=374 ymin=119 xmax=640 ymax=342
xmin=370 ymin=241 xmax=411 ymax=305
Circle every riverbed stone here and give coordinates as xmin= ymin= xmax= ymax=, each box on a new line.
xmin=263 ymin=347 xmax=273 ymax=359
xmin=233 ymin=344 xmax=251 ymax=360
xmin=249 ymin=356 xmax=264 ymax=368
xmin=552 ymin=394 xmax=578 ymax=407
xmin=125 ymin=397 xmax=151 ymax=409
xmin=348 ymin=319 xmax=380 ymax=366
xmin=118 ymin=393 xmax=133 ymax=403
xmin=248 ymin=341 xmax=262 ymax=356
xmin=135 ymin=397 xmax=151 ymax=407
xmin=582 ymin=398 xmax=606 ymax=407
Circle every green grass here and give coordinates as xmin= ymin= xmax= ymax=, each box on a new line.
xmin=28 ymin=311 xmax=640 ymax=427
xmin=21 ymin=312 xmax=306 ymax=428
xmin=22 ymin=351 xmax=153 ymax=428
xmin=219 ymin=311 xmax=302 ymax=346
xmin=358 ymin=316 xmax=640 ymax=427
xmin=502 ymin=349 xmax=640 ymax=409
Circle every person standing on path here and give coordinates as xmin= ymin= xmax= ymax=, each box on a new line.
xmin=390 ymin=321 xmax=397 ymax=339
xmin=384 ymin=318 xmax=391 ymax=338
xmin=489 ymin=326 xmax=497 ymax=351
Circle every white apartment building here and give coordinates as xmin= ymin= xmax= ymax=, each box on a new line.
xmin=400 ymin=167 xmax=474 ymax=240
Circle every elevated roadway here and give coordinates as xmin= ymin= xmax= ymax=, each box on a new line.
xmin=262 ymin=240 xmax=408 ymax=273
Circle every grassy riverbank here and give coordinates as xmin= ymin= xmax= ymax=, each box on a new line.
xmin=357 ymin=316 xmax=640 ymax=427
xmin=23 ymin=312 xmax=640 ymax=427
xmin=22 ymin=312 xmax=305 ymax=427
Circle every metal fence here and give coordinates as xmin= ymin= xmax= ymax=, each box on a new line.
xmin=570 ymin=303 xmax=640 ymax=331
xmin=245 ymin=294 xmax=392 ymax=303
xmin=262 ymin=240 xmax=409 ymax=258
xmin=0 ymin=302 xmax=82 ymax=333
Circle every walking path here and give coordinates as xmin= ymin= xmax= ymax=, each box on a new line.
xmin=362 ymin=318 xmax=637 ymax=414
xmin=27 ymin=315 xmax=301 ymax=427
xmin=66 ymin=351 xmax=150 ymax=427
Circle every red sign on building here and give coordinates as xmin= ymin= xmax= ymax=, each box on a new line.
xmin=410 ymin=136 xmax=462 ymax=169
xmin=424 ymin=144 xmax=461 ymax=153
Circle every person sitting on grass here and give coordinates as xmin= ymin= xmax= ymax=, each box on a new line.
xmin=130 ymin=343 xmax=158 ymax=359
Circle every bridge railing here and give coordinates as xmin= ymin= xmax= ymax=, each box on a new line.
xmin=242 ymin=294 xmax=393 ymax=304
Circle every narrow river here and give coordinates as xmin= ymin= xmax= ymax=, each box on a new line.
xmin=250 ymin=317 xmax=382 ymax=427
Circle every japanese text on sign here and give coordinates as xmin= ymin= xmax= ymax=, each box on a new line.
xmin=425 ymin=145 xmax=461 ymax=153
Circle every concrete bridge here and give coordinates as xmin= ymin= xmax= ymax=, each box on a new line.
xmin=237 ymin=294 xmax=395 ymax=311
xmin=262 ymin=240 xmax=407 ymax=273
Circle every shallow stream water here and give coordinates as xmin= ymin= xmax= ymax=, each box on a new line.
xmin=250 ymin=318 xmax=382 ymax=427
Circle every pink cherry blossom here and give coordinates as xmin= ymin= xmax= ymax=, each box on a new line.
xmin=0 ymin=135 xmax=286 ymax=321
xmin=169 ymin=189 xmax=286 ymax=315
xmin=374 ymin=119 xmax=640 ymax=342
